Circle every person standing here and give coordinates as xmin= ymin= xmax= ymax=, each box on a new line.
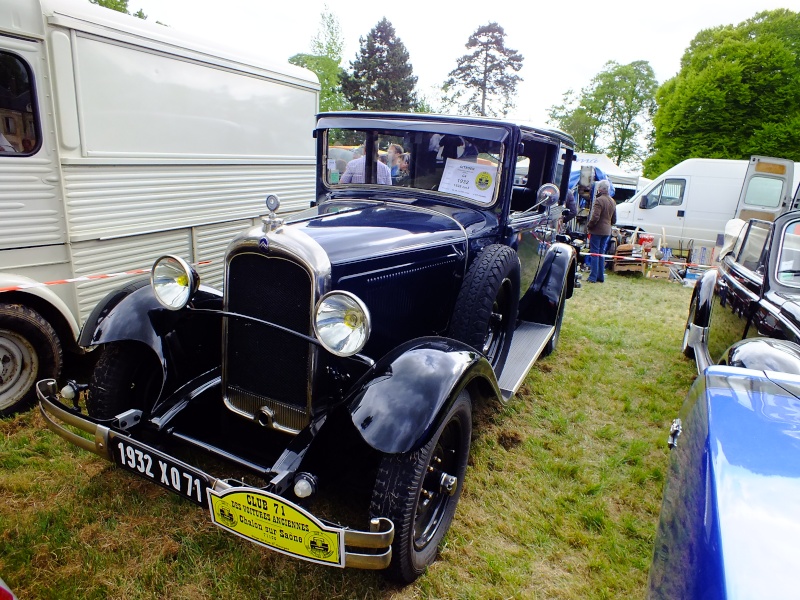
xmin=587 ymin=180 xmax=616 ymax=283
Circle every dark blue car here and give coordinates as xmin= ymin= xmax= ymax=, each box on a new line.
xmin=37 ymin=112 xmax=578 ymax=583
xmin=651 ymin=211 xmax=800 ymax=598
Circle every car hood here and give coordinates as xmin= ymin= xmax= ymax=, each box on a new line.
xmin=705 ymin=367 xmax=800 ymax=598
xmin=287 ymin=200 xmax=476 ymax=265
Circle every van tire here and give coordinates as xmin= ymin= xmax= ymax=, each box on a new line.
xmin=0 ymin=304 xmax=62 ymax=416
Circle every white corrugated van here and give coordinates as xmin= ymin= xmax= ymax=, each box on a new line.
xmin=0 ymin=0 xmax=319 ymax=413
xmin=615 ymin=156 xmax=800 ymax=252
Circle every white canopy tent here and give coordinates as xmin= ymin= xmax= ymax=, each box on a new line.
xmin=572 ymin=153 xmax=642 ymax=188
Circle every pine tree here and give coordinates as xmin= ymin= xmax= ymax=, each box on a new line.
xmin=443 ymin=23 xmax=522 ymax=117
xmin=341 ymin=18 xmax=418 ymax=111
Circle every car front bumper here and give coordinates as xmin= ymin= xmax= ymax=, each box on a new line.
xmin=36 ymin=379 xmax=394 ymax=570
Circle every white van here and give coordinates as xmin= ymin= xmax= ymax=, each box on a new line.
xmin=0 ymin=0 xmax=319 ymax=413
xmin=615 ymin=156 xmax=800 ymax=253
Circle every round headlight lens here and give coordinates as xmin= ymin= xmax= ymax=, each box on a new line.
xmin=151 ymin=255 xmax=198 ymax=310
xmin=313 ymin=291 xmax=371 ymax=357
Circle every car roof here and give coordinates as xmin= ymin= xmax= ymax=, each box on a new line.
xmin=316 ymin=111 xmax=575 ymax=148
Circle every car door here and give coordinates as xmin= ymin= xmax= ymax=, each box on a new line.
xmin=632 ymin=178 xmax=688 ymax=246
xmin=735 ymin=156 xmax=795 ymax=222
xmin=707 ymin=220 xmax=771 ymax=362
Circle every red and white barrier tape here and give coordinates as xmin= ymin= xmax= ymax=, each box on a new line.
xmin=0 ymin=260 xmax=213 ymax=293
xmin=579 ymin=251 xmax=713 ymax=269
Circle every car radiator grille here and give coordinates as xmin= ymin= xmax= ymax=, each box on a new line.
xmin=224 ymin=252 xmax=313 ymax=432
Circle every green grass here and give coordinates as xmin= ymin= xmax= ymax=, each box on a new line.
xmin=0 ymin=272 xmax=696 ymax=599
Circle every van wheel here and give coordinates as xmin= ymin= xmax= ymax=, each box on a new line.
xmin=448 ymin=245 xmax=520 ymax=373
xmin=0 ymin=304 xmax=62 ymax=416
xmin=88 ymin=342 xmax=161 ymax=419
xmin=371 ymin=390 xmax=472 ymax=584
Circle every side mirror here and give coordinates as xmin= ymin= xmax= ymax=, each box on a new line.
xmin=537 ymin=183 xmax=560 ymax=207
xmin=639 ymin=195 xmax=649 ymax=209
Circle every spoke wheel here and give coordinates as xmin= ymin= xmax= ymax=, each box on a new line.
xmin=371 ymin=391 xmax=472 ymax=584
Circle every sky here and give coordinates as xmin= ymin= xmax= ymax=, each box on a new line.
xmin=131 ymin=0 xmax=799 ymax=126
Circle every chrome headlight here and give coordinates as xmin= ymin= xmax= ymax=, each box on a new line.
xmin=150 ymin=255 xmax=199 ymax=310
xmin=313 ymin=291 xmax=371 ymax=357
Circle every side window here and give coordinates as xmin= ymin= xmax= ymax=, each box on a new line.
xmin=736 ymin=221 xmax=770 ymax=273
xmin=658 ymin=179 xmax=686 ymax=206
xmin=0 ymin=51 xmax=38 ymax=155
xmin=642 ymin=182 xmax=662 ymax=209
xmin=742 ymin=176 xmax=783 ymax=209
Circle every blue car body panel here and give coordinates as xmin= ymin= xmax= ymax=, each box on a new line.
xmin=649 ymin=365 xmax=800 ymax=599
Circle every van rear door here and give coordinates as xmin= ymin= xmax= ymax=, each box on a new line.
xmin=735 ymin=156 xmax=794 ymax=222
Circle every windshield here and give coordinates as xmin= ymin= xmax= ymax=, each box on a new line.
xmin=323 ymin=127 xmax=504 ymax=205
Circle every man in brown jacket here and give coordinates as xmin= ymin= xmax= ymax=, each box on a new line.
xmin=587 ymin=179 xmax=616 ymax=283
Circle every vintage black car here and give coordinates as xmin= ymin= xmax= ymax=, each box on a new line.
xmin=682 ymin=211 xmax=800 ymax=371
xmin=37 ymin=112 xmax=578 ymax=583
xmin=650 ymin=211 xmax=800 ymax=598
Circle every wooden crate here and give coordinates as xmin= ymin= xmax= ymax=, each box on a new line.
xmin=613 ymin=244 xmax=646 ymax=274
xmin=647 ymin=263 xmax=672 ymax=280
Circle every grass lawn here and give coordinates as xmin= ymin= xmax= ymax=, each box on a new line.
xmin=0 ymin=272 xmax=698 ymax=599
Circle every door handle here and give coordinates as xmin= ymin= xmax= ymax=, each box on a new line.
xmin=677 ymin=210 xmax=685 ymax=217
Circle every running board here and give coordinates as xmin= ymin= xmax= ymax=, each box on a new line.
xmin=497 ymin=321 xmax=554 ymax=401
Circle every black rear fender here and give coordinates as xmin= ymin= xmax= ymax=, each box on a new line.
xmin=518 ymin=241 xmax=576 ymax=323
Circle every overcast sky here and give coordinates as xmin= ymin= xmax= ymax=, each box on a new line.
xmin=133 ymin=0 xmax=798 ymax=125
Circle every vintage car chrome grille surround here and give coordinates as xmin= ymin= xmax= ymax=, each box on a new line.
xmin=222 ymin=226 xmax=331 ymax=434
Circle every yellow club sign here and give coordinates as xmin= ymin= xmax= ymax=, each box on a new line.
xmin=208 ymin=487 xmax=344 ymax=566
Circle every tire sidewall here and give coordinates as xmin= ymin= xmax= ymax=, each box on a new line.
xmin=0 ymin=304 xmax=62 ymax=415
xmin=409 ymin=393 xmax=472 ymax=573
xmin=448 ymin=244 xmax=520 ymax=373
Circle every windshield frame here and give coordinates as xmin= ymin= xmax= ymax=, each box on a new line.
xmin=317 ymin=118 xmax=510 ymax=208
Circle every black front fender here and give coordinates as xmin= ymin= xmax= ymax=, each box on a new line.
xmin=347 ymin=337 xmax=500 ymax=454
xmin=78 ymin=284 xmax=224 ymax=394
xmin=519 ymin=241 xmax=576 ymax=323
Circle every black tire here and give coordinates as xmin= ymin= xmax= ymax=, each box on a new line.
xmin=682 ymin=292 xmax=698 ymax=359
xmin=0 ymin=304 xmax=62 ymax=416
xmin=448 ymin=244 xmax=520 ymax=373
xmin=87 ymin=342 xmax=161 ymax=419
xmin=371 ymin=390 xmax=472 ymax=584
xmin=541 ymin=286 xmax=567 ymax=357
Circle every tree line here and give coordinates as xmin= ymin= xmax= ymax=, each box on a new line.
xmin=549 ymin=9 xmax=800 ymax=177
xmin=90 ymin=1 xmax=800 ymax=179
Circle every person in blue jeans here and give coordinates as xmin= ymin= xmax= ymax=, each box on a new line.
xmin=587 ymin=180 xmax=616 ymax=283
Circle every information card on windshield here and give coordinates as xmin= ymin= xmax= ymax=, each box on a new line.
xmin=439 ymin=158 xmax=498 ymax=203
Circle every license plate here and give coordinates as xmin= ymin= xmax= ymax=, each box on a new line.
xmin=111 ymin=435 xmax=210 ymax=506
xmin=208 ymin=487 xmax=345 ymax=567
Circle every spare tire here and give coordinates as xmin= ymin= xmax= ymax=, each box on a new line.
xmin=447 ymin=244 xmax=520 ymax=373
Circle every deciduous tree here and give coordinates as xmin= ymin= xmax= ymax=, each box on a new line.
xmin=443 ymin=23 xmax=522 ymax=117
xmin=645 ymin=9 xmax=800 ymax=177
xmin=289 ymin=6 xmax=350 ymax=112
xmin=341 ymin=18 xmax=418 ymax=111
xmin=548 ymin=61 xmax=656 ymax=168
xmin=89 ymin=0 xmax=146 ymax=19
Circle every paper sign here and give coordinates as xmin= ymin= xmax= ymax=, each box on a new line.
xmin=439 ymin=158 xmax=498 ymax=203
